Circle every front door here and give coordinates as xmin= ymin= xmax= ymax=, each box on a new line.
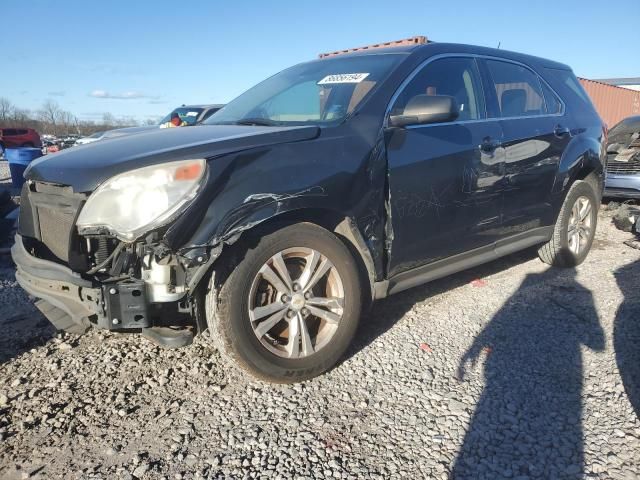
xmin=386 ymin=56 xmax=505 ymax=277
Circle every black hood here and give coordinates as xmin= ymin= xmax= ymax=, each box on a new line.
xmin=26 ymin=124 xmax=320 ymax=192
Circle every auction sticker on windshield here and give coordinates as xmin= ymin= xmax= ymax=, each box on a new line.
xmin=318 ymin=73 xmax=370 ymax=85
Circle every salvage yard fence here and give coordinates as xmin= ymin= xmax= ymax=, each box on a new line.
xmin=579 ymin=78 xmax=640 ymax=127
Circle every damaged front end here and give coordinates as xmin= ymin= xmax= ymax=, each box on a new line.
xmin=605 ymin=119 xmax=640 ymax=198
xmin=12 ymin=161 xmax=214 ymax=347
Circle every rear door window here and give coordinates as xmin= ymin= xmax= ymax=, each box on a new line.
xmin=392 ymin=57 xmax=485 ymax=121
xmin=485 ymin=60 xmax=546 ymax=118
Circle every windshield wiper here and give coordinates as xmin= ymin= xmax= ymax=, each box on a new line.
xmin=234 ymin=117 xmax=280 ymax=126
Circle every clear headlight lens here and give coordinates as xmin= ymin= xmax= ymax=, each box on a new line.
xmin=77 ymin=159 xmax=206 ymax=241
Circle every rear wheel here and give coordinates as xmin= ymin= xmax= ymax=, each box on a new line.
xmin=538 ymin=180 xmax=598 ymax=267
xmin=206 ymin=223 xmax=362 ymax=382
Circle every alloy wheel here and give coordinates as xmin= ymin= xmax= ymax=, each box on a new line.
xmin=568 ymin=196 xmax=593 ymax=255
xmin=247 ymin=247 xmax=345 ymax=359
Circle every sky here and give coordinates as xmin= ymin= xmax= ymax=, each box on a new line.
xmin=2 ymin=0 xmax=639 ymax=122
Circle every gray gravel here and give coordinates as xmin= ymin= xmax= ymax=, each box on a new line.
xmin=1 ymin=210 xmax=639 ymax=479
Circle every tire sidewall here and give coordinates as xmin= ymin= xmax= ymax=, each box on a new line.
xmin=558 ymin=181 xmax=598 ymax=266
xmin=213 ymin=223 xmax=361 ymax=382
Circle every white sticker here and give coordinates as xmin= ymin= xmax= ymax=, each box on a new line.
xmin=318 ymin=73 xmax=369 ymax=85
xmin=186 ymin=111 xmax=199 ymax=117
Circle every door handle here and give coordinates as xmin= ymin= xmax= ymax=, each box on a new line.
xmin=554 ymin=125 xmax=571 ymax=138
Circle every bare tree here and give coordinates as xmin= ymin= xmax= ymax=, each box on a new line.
xmin=59 ymin=110 xmax=79 ymax=134
xmin=39 ymin=99 xmax=64 ymax=135
xmin=11 ymin=108 xmax=33 ymax=126
xmin=0 ymin=98 xmax=143 ymax=136
xmin=101 ymin=112 xmax=116 ymax=126
xmin=0 ymin=97 xmax=14 ymax=125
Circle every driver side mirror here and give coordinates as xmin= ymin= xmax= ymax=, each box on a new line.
xmin=389 ymin=94 xmax=459 ymax=128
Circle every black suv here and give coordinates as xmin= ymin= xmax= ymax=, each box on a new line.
xmin=13 ymin=43 xmax=605 ymax=382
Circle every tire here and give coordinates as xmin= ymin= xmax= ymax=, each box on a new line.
xmin=538 ymin=180 xmax=598 ymax=267
xmin=205 ymin=222 xmax=362 ymax=383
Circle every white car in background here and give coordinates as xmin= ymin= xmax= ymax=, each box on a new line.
xmin=75 ymin=131 xmax=105 ymax=145
xmin=73 ymin=104 xmax=225 ymax=146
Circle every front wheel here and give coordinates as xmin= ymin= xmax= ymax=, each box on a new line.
xmin=206 ymin=223 xmax=362 ymax=383
xmin=538 ymin=180 xmax=599 ymax=267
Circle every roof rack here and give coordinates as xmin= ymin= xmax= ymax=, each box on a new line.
xmin=318 ymin=36 xmax=428 ymax=59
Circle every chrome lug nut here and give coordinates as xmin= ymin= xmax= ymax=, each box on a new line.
xmin=112 ymin=318 xmax=120 ymax=325
xmin=281 ymin=294 xmax=290 ymax=303
xmin=287 ymin=310 xmax=295 ymax=318
xmin=109 ymin=288 xmax=117 ymax=295
xmin=304 ymin=291 xmax=311 ymax=300
xmin=292 ymin=283 xmax=300 ymax=292
xmin=301 ymin=308 xmax=309 ymax=316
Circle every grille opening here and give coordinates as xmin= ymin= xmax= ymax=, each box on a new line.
xmin=606 ymin=152 xmax=640 ymax=175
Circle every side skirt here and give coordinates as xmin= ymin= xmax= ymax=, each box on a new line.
xmin=373 ymin=226 xmax=553 ymax=299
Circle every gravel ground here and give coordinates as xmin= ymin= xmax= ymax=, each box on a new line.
xmin=0 ymin=210 xmax=639 ymax=479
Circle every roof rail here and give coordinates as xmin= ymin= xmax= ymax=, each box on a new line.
xmin=318 ymin=36 xmax=428 ymax=59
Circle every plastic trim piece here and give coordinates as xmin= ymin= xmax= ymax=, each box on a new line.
xmin=374 ymin=226 xmax=554 ymax=298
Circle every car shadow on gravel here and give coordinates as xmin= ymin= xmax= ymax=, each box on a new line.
xmin=0 ymin=309 xmax=56 ymax=365
xmin=614 ymin=259 xmax=640 ymax=419
xmin=0 ymin=257 xmax=57 ymax=365
xmin=452 ymin=267 xmax=604 ymax=479
xmin=345 ymin=247 xmax=539 ymax=360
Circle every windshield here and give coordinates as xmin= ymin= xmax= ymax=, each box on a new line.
xmin=159 ymin=107 xmax=205 ymax=126
xmin=205 ymin=54 xmax=405 ymax=126
xmin=89 ymin=131 xmax=104 ymax=138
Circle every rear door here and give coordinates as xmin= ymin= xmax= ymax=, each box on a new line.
xmin=386 ymin=56 xmax=505 ymax=276
xmin=481 ymin=59 xmax=570 ymax=233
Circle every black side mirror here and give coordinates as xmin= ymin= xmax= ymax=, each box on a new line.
xmin=389 ymin=94 xmax=459 ymax=128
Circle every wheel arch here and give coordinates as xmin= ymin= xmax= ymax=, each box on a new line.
xmin=201 ymin=208 xmax=378 ymax=304
xmin=552 ymin=134 xmax=605 ymax=212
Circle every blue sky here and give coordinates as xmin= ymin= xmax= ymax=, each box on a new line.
xmin=2 ymin=0 xmax=638 ymax=122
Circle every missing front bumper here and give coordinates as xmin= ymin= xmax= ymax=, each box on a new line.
xmin=12 ymin=234 xmax=197 ymax=347
xmin=12 ymin=234 xmax=102 ymax=331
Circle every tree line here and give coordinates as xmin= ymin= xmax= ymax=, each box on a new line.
xmin=0 ymin=97 xmax=159 ymax=137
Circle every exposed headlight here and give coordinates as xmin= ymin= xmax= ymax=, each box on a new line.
xmin=77 ymin=159 xmax=206 ymax=241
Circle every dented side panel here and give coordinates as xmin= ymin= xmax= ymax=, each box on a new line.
xmin=164 ymin=123 xmax=390 ymax=282
xmin=385 ymin=121 xmax=505 ymax=277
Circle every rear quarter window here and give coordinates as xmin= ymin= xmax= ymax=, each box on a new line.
xmin=543 ymin=68 xmax=598 ymax=118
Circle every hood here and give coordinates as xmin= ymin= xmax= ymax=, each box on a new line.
xmin=26 ymin=124 xmax=320 ymax=192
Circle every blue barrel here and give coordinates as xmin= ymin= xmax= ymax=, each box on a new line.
xmin=5 ymin=148 xmax=43 ymax=189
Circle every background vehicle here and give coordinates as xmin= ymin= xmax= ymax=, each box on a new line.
xmin=604 ymin=115 xmax=640 ymax=198
xmin=158 ymin=104 xmax=225 ymax=127
xmin=60 ymin=135 xmax=80 ymax=149
xmin=75 ymin=131 xmax=106 ymax=146
xmin=12 ymin=43 xmax=605 ymax=383
xmin=72 ymin=105 xmax=226 ymax=146
xmin=0 ymin=128 xmax=42 ymax=148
